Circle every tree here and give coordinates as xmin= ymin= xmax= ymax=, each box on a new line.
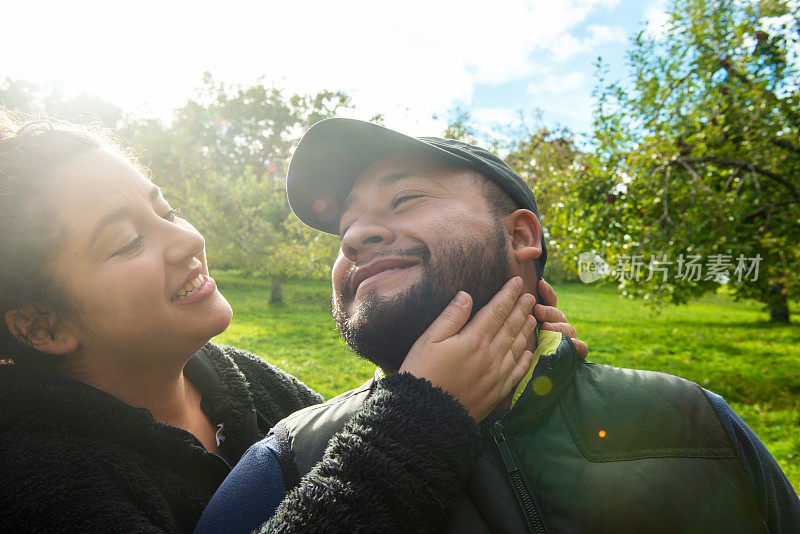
xmin=578 ymin=0 xmax=799 ymax=321
xmin=437 ymin=107 xmax=480 ymax=144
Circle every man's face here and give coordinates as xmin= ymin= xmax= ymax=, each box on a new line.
xmin=331 ymin=152 xmax=513 ymax=371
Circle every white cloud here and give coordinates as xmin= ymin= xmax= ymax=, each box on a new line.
xmin=526 ymin=70 xmax=594 ymax=131
xmin=548 ymin=24 xmax=627 ymax=61
xmin=3 ymin=0 xmax=629 ymax=135
xmin=472 ymin=107 xmax=519 ymax=125
xmin=530 ymin=71 xmax=588 ymax=93
xmin=586 ymin=24 xmax=627 ymax=45
xmin=643 ymin=0 xmax=671 ymax=39
xmin=469 ymin=107 xmax=524 ymax=141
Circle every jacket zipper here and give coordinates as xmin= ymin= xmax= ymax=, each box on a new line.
xmin=489 ymin=420 xmax=547 ymax=534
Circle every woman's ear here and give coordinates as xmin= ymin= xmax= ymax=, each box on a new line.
xmin=4 ymin=306 xmax=79 ymax=356
xmin=504 ymin=209 xmax=543 ymax=264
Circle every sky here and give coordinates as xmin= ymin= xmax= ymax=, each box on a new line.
xmin=3 ymin=0 xmax=669 ymax=140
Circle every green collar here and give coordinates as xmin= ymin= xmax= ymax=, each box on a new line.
xmin=510 ymin=328 xmax=563 ymax=408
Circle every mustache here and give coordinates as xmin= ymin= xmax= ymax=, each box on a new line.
xmin=340 ymin=244 xmax=431 ymax=300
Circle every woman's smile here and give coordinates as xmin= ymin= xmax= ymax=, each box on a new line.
xmin=172 ymin=274 xmax=217 ymax=305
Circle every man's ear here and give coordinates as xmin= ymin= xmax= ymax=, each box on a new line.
xmin=504 ymin=209 xmax=543 ymax=264
xmin=4 ymin=306 xmax=79 ymax=356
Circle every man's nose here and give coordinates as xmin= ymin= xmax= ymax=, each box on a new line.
xmin=340 ymin=220 xmax=395 ymax=263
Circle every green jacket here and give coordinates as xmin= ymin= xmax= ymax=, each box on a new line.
xmin=272 ymin=334 xmax=765 ymax=533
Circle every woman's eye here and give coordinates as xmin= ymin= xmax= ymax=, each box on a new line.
xmin=112 ymin=235 xmax=144 ymax=257
xmin=163 ymin=207 xmax=181 ymax=222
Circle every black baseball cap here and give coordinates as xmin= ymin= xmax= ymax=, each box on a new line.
xmin=286 ymin=118 xmax=547 ymax=271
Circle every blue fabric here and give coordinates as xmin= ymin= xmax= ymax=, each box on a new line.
xmin=703 ymin=389 xmax=800 ymax=532
xmin=193 ymin=436 xmax=285 ymax=534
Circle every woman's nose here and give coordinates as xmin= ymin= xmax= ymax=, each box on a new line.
xmin=164 ymin=218 xmax=206 ymax=265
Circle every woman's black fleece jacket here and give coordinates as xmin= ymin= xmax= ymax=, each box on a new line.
xmin=0 ymin=343 xmax=481 ymax=533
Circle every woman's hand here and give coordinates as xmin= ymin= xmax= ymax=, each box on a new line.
xmin=399 ymin=276 xmax=536 ymax=421
xmin=534 ymin=278 xmax=589 ymax=359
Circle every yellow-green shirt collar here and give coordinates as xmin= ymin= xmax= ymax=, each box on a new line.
xmin=510 ymin=328 xmax=562 ymax=408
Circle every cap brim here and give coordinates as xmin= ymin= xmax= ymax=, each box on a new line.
xmin=287 ymin=118 xmax=471 ymax=234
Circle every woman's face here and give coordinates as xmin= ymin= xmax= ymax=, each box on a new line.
xmin=46 ymin=149 xmax=233 ymax=365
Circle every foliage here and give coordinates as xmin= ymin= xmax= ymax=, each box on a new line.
xmin=578 ymin=0 xmax=800 ymax=321
xmin=437 ymin=106 xmax=480 ymax=144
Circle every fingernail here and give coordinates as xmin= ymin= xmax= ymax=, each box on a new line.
xmin=526 ymin=315 xmax=536 ymax=329
xmin=453 ymin=291 xmax=470 ymax=307
xmin=512 ymin=276 xmax=523 ymax=290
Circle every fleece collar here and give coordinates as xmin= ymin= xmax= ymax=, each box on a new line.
xmin=0 ymin=343 xmax=257 ymax=464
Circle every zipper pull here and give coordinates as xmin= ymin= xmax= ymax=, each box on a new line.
xmin=491 ymin=421 xmax=519 ymax=473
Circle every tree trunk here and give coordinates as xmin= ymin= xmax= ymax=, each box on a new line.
xmin=767 ymin=283 xmax=790 ymax=323
xmin=270 ymin=279 xmax=284 ymax=304
xmin=769 ymin=298 xmax=789 ymax=322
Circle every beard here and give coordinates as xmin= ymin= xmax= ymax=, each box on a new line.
xmin=333 ymin=218 xmax=512 ymax=372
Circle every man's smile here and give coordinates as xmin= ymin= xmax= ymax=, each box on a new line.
xmin=350 ymin=257 xmax=421 ymax=294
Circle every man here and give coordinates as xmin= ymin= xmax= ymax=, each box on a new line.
xmin=205 ymin=119 xmax=799 ymax=532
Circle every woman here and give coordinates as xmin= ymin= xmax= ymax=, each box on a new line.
xmin=0 ymin=112 xmax=579 ymax=532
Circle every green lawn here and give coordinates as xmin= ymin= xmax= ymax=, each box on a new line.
xmin=212 ymin=273 xmax=799 ymax=490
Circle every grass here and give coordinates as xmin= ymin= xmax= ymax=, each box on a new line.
xmin=212 ymin=273 xmax=799 ymax=490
